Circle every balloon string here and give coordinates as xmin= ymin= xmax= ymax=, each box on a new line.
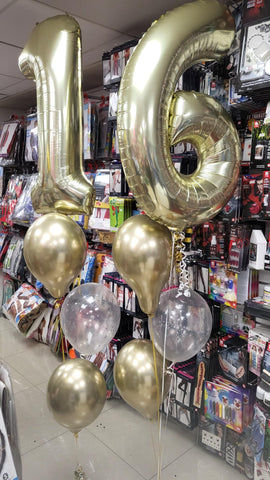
xmin=60 ymin=325 xmax=66 ymax=363
xmin=149 ymin=316 xmax=160 ymax=426
xmin=156 ymin=307 xmax=170 ymax=480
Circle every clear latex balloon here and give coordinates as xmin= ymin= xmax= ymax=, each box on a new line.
xmin=60 ymin=283 xmax=121 ymax=355
xmin=150 ymin=288 xmax=212 ymax=363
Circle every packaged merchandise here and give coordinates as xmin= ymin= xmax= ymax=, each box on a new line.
xmin=132 ymin=317 xmax=147 ymax=339
xmin=225 ymin=427 xmax=254 ymax=479
xmin=108 ymin=90 xmax=118 ymax=120
xmin=72 ymin=250 xmax=96 ymax=287
xmin=238 ymin=16 xmax=270 ymax=94
xmin=250 ymin=403 xmax=267 ymax=464
xmin=163 ymin=361 xmax=198 ymax=428
xmin=110 ymin=46 xmax=122 ymax=84
xmin=248 ymin=329 xmax=269 ymax=377
xmin=195 ymin=260 xmax=209 ymax=296
xmin=111 ymin=124 xmax=120 ymax=159
xmin=199 ymin=416 xmax=226 ymax=457
xmin=221 ymin=305 xmax=256 ymax=338
xmin=97 ymin=102 xmax=112 ymax=158
xmin=26 ymin=306 xmax=53 ymax=344
xmin=24 ymin=114 xmax=38 ymax=162
xmin=209 ymin=261 xmax=238 ymax=308
xmin=250 ymin=123 xmax=270 ymax=171
xmin=83 ymin=99 xmax=98 ymax=160
xmin=109 ymin=197 xmax=125 ymax=231
xmin=109 ymin=163 xmax=128 ymax=196
xmin=3 ymin=236 xmax=24 ymax=279
xmin=89 ymin=202 xmax=110 ymax=230
xmin=218 ymin=336 xmax=249 ymax=385
xmin=102 ymin=51 xmax=111 ymax=86
xmin=228 ymin=223 xmax=251 ymax=273
xmin=12 ymin=174 xmax=39 ymax=226
xmin=93 ymin=169 xmax=110 ymax=202
xmin=217 ymin=177 xmax=242 ymax=223
xmin=121 ymin=41 xmax=137 ymax=71
xmin=242 ymin=135 xmax=252 ymax=167
xmin=242 ymin=173 xmax=264 ymax=220
xmin=0 ymin=174 xmax=25 ymax=226
xmin=204 ymin=376 xmax=255 ymax=433
xmin=2 ymin=283 xmax=46 ymax=335
xmin=2 ymin=275 xmax=16 ymax=308
xmin=0 ymin=120 xmax=20 ymax=159
xmin=249 ymin=229 xmax=267 ymax=270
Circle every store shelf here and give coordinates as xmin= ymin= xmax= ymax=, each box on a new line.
xmin=244 ymin=298 xmax=270 ymax=321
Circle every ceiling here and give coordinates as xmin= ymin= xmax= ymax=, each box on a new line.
xmin=0 ymin=0 xmax=239 ymax=113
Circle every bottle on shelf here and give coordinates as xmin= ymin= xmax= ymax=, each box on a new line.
xmin=249 ymin=229 xmax=267 ymax=270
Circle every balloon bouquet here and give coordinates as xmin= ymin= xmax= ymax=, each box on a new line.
xmin=113 ymin=0 xmax=241 ymax=423
xmin=18 ymin=15 xmax=121 ymax=478
xmin=19 ymin=0 xmax=241 ymax=478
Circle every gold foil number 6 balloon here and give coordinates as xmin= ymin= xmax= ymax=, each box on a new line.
xmin=117 ymin=0 xmax=241 ymax=230
xmin=18 ymin=15 xmax=95 ymax=216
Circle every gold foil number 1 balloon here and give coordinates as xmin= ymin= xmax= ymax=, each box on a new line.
xmin=117 ymin=0 xmax=241 ymax=230
xmin=18 ymin=15 xmax=95 ymax=216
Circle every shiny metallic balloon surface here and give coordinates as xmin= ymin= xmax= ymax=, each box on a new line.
xmin=19 ymin=15 xmax=95 ymax=215
xmin=47 ymin=359 xmax=106 ymax=433
xmin=114 ymin=339 xmax=171 ymax=420
xmin=117 ymin=0 xmax=241 ymax=229
xmin=112 ymin=215 xmax=172 ymax=316
xmin=23 ymin=213 xmax=87 ymax=298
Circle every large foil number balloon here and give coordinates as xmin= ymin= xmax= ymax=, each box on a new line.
xmin=117 ymin=0 xmax=241 ymax=230
xmin=18 ymin=15 xmax=95 ymax=215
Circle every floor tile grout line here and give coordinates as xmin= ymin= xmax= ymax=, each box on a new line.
xmin=87 ymin=430 xmax=148 ymax=480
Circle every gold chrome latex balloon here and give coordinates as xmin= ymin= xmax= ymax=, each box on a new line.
xmin=113 ymin=339 xmax=171 ymax=420
xmin=23 ymin=213 xmax=87 ymax=298
xmin=47 ymin=359 xmax=106 ymax=434
xmin=18 ymin=15 xmax=95 ymax=215
xmin=112 ymin=215 xmax=172 ymax=316
xmin=117 ymin=0 xmax=241 ymax=230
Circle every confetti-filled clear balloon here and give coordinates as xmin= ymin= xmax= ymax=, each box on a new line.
xmin=61 ymin=283 xmax=121 ymax=355
xmin=150 ymin=288 xmax=212 ymax=363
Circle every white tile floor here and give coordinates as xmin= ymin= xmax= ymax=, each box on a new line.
xmin=0 ymin=315 xmax=245 ymax=480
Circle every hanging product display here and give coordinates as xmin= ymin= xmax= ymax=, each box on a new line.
xmin=117 ymin=0 xmax=241 ymax=230
xmin=18 ymin=15 xmax=95 ymax=215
